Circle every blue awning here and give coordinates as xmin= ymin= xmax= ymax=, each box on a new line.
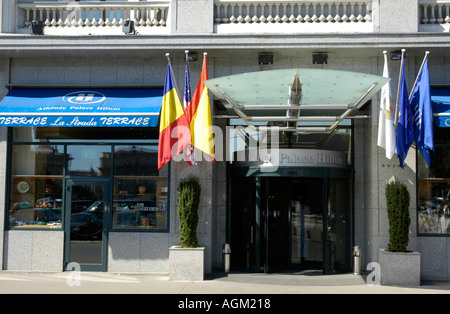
xmin=0 ymin=88 xmax=163 ymax=127
xmin=432 ymin=88 xmax=450 ymax=127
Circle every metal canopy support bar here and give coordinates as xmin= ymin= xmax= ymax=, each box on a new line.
xmin=239 ymin=104 xmax=350 ymax=110
xmin=250 ymin=116 xmax=337 ymax=122
xmin=0 ymin=112 xmax=160 ymax=117
xmin=215 ymin=115 xmax=371 ymax=120
xmin=214 ymin=84 xmax=255 ymax=129
xmin=327 ymin=82 xmax=378 ymax=132
xmin=260 ymin=126 xmax=329 ymax=133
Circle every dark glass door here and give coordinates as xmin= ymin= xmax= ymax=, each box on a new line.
xmin=325 ymin=178 xmax=352 ymax=273
xmin=262 ymin=178 xmax=290 ymax=273
xmin=64 ymin=179 xmax=109 ymax=271
xmin=229 ymin=177 xmax=257 ymax=271
xmin=229 ymin=174 xmax=352 ymax=274
xmin=290 ymin=178 xmax=324 ymax=270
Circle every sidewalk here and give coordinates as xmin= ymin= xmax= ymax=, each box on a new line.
xmin=0 ymin=270 xmax=449 ymax=294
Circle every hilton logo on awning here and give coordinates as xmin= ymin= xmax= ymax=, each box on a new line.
xmin=63 ymin=91 xmax=106 ymax=105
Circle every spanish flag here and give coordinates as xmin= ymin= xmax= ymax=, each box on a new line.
xmin=158 ymin=61 xmax=192 ymax=170
xmin=185 ymin=53 xmax=215 ymax=162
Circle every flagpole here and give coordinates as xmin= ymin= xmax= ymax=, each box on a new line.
xmin=185 ymin=49 xmax=190 ymax=86
xmin=394 ymin=49 xmax=406 ymax=128
xmin=184 ymin=50 xmax=191 ymax=111
xmin=409 ymin=51 xmax=430 ymax=101
xmin=185 ymin=50 xmax=190 ymax=77
xmin=165 ymin=53 xmax=182 ymax=103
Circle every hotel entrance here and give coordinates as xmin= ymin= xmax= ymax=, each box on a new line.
xmin=208 ymin=67 xmax=388 ymax=274
xmin=208 ymin=68 xmax=387 ymax=274
xmin=229 ymin=169 xmax=352 ymax=274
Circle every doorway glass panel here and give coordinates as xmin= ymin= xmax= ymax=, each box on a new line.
xmin=229 ymin=177 xmax=257 ymax=271
xmin=67 ymin=181 xmax=106 ymax=269
xmin=290 ymin=178 xmax=324 ymax=268
xmin=264 ymin=178 xmax=290 ymax=272
xmin=326 ymin=178 xmax=351 ymax=272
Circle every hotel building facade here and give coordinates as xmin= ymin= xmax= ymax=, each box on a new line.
xmin=0 ymin=0 xmax=450 ymax=282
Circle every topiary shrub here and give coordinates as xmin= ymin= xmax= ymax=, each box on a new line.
xmin=385 ymin=181 xmax=411 ymax=252
xmin=177 ymin=177 xmax=201 ymax=248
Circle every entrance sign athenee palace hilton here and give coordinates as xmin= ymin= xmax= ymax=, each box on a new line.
xmin=233 ymin=149 xmax=347 ymax=169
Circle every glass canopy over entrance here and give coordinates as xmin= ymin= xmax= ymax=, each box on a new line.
xmin=205 ymin=68 xmax=389 ymax=134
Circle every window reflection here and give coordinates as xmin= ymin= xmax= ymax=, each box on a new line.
xmin=114 ymin=145 xmax=158 ymax=176
xmin=418 ymin=128 xmax=450 ymax=234
xmin=12 ymin=145 xmax=64 ymax=176
xmin=291 ymin=179 xmax=323 ymax=265
xmin=67 ymin=145 xmax=112 ymax=176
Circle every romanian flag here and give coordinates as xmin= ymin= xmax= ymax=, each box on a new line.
xmin=185 ymin=54 xmax=215 ymax=162
xmin=158 ymin=61 xmax=192 ymax=170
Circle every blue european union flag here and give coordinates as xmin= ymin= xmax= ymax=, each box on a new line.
xmin=410 ymin=58 xmax=434 ymax=167
xmin=396 ymin=58 xmax=414 ymax=168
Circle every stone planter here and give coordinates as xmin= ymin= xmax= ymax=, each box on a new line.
xmin=169 ymin=246 xmax=205 ymax=281
xmin=379 ymin=248 xmax=421 ymax=286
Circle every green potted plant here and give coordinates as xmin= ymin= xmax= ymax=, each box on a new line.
xmin=386 ymin=181 xmax=411 ymax=252
xmin=169 ymin=177 xmax=205 ymax=281
xmin=178 ymin=177 xmax=201 ymax=248
xmin=379 ymin=179 xmax=421 ymax=286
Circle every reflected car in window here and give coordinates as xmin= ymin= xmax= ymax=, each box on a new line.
xmin=9 ymin=208 xmax=61 ymax=227
xmin=70 ymin=213 xmax=102 ymax=240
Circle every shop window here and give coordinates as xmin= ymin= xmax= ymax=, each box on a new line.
xmin=418 ymin=127 xmax=450 ymax=235
xmin=9 ymin=145 xmax=64 ymax=229
xmin=112 ymin=145 xmax=168 ymax=230
xmin=8 ymin=127 xmax=168 ymax=232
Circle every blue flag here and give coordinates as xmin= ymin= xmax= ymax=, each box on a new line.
xmin=410 ymin=58 xmax=434 ymax=167
xmin=183 ymin=57 xmax=191 ymax=110
xmin=396 ymin=58 xmax=414 ymax=168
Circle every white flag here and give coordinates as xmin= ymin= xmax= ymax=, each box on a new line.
xmin=377 ymin=52 xmax=396 ymax=159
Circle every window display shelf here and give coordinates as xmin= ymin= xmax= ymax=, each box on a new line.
xmin=419 ymin=178 xmax=450 ymax=182
xmin=10 ymin=224 xmax=62 ymax=229
xmin=114 ymin=176 xmax=161 ymax=179
xmin=12 ymin=175 xmax=63 ymax=179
